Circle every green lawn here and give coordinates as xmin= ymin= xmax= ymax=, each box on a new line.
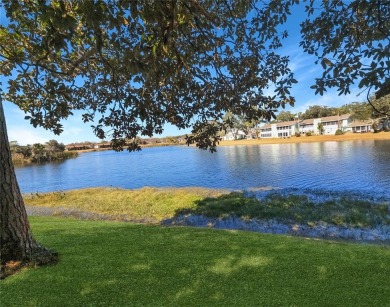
xmin=1 ymin=216 xmax=389 ymax=306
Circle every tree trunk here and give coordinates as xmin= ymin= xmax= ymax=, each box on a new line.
xmin=0 ymin=98 xmax=57 ymax=279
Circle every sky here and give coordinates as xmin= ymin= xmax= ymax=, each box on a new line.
xmin=2 ymin=3 xmax=365 ymax=146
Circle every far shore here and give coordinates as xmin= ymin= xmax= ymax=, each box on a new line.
xmin=219 ymin=131 xmax=390 ymax=146
xmin=71 ymin=131 xmax=390 ymax=153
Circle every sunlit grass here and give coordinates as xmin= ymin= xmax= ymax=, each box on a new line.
xmin=1 ymin=217 xmax=389 ymax=306
xmin=25 ymin=188 xmax=390 ymax=227
xmin=24 ymin=187 xmax=226 ymax=222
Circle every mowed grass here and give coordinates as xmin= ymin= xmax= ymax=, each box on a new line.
xmin=1 ymin=217 xmax=389 ymax=306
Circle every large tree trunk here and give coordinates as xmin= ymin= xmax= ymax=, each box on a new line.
xmin=0 ymin=99 xmax=57 ymax=279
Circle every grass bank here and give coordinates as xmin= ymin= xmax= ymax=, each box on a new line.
xmin=1 ymin=216 xmax=389 ymax=306
xmin=24 ymin=188 xmax=389 ymax=228
xmin=219 ymin=131 xmax=390 ymax=147
xmin=25 ymin=187 xmax=225 ymax=222
xmin=12 ymin=151 xmax=78 ymax=165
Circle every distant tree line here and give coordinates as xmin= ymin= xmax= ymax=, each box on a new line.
xmin=10 ymin=139 xmax=77 ymax=164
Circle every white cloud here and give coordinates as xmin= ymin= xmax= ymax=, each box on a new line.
xmin=7 ymin=127 xmax=51 ymax=145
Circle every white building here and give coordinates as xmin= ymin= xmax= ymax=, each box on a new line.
xmin=319 ymin=114 xmax=351 ymax=134
xmin=260 ymin=114 xmax=353 ymax=138
xmin=260 ymin=124 xmax=273 ymax=138
xmin=299 ymin=118 xmax=321 ymax=134
xmin=260 ymin=120 xmax=299 ymax=138
xmin=348 ymin=121 xmax=373 ymax=133
xmin=223 ymin=129 xmax=247 ymax=141
xmin=276 ymin=120 xmax=300 ymax=137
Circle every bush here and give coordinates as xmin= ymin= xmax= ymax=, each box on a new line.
xmin=335 ymin=129 xmax=344 ymax=135
xmin=305 ymin=131 xmax=312 ymax=136
xmin=295 ymin=132 xmax=301 ymax=137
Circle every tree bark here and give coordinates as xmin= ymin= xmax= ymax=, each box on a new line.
xmin=0 ymin=98 xmax=57 ymax=278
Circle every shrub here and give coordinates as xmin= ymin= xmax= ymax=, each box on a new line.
xmin=305 ymin=131 xmax=312 ymax=136
xmin=335 ymin=129 xmax=344 ymax=135
xmin=295 ymin=132 xmax=301 ymax=137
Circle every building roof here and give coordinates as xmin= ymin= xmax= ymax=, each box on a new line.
xmin=226 ymin=129 xmax=246 ymax=135
xmin=300 ymin=118 xmax=314 ymax=125
xmin=260 ymin=123 xmax=272 ymax=130
xmin=276 ymin=120 xmax=299 ymax=127
xmin=320 ymin=114 xmax=351 ymax=122
xmin=348 ymin=121 xmax=373 ymax=128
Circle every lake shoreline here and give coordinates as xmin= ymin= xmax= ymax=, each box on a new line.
xmin=24 ymin=186 xmax=390 ymax=244
xmin=72 ymin=131 xmax=390 ymax=153
xmin=219 ymin=131 xmax=390 ymax=147
xmin=25 ymin=204 xmax=389 ymax=245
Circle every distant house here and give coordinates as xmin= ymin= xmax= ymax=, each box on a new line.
xmin=275 ymin=120 xmax=299 ymax=137
xmin=319 ymin=114 xmax=351 ymax=134
xmin=260 ymin=114 xmax=353 ymax=137
xmin=223 ymin=129 xmax=247 ymax=141
xmin=65 ymin=143 xmax=94 ymax=151
xmin=299 ymin=118 xmax=321 ymax=134
xmin=260 ymin=124 xmax=273 ymax=138
xmin=260 ymin=120 xmax=299 ymax=138
xmin=348 ymin=121 xmax=373 ymax=133
xmin=94 ymin=142 xmax=112 ymax=149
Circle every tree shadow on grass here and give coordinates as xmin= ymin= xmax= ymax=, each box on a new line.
xmin=2 ymin=217 xmax=390 ymax=306
xmin=169 ymin=192 xmax=390 ymax=228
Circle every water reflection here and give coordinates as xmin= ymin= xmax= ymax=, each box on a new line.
xmin=15 ymin=140 xmax=390 ymax=198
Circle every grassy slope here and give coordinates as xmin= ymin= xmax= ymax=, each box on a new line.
xmin=24 ymin=187 xmax=226 ymax=222
xmin=25 ymin=188 xmax=389 ymax=227
xmin=1 ymin=217 xmax=389 ymax=306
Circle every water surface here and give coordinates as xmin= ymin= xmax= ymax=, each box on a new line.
xmin=15 ymin=140 xmax=390 ymax=198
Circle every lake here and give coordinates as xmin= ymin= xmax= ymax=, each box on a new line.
xmin=15 ymin=140 xmax=390 ymax=198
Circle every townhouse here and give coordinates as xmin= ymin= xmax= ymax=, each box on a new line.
xmin=348 ymin=121 xmax=373 ymax=133
xmin=319 ymin=114 xmax=351 ymax=134
xmin=260 ymin=120 xmax=300 ymax=138
xmin=260 ymin=113 xmax=358 ymax=138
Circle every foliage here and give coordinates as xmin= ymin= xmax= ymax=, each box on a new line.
xmin=222 ymin=111 xmax=258 ymax=138
xmin=10 ymin=139 xmax=75 ymax=164
xmin=1 ymin=0 xmax=389 ymax=151
xmin=338 ymin=102 xmax=371 ymax=121
xmin=300 ymin=0 xmax=390 ymax=103
xmin=0 ymin=0 xmax=298 ymax=152
xmin=370 ymin=95 xmax=390 ymax=118
xmin=45 ymin=139 xmax=65 ymax=153
xmin=295 ymin=132 xmax=301 ymax=137
xmin=1 ymin=217 xmax=390 ymax=306
xmin=300 ymin=105 xmax=337 ymax=120
xmin=317 ymin=122 xmax=324 ymax=135
xmin=335 ymin=129 xmax=344 ymax=135
xmin=276 ymin=110 xmax=295 ymax=122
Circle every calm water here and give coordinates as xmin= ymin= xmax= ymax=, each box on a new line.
xmin=15 ymin=140 xmax=390 ymax=198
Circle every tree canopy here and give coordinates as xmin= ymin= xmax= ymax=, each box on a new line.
xmin=300 ymin=0 xmax=390 ymax=101
xmin=1 ymin=0 xmax=299 ymax=152
xmin=1 ymin=1 xmax=389 ymax=152
xmin=275 ymin=110 xmax=295 ymax=122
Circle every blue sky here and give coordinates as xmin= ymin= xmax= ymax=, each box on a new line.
xmin=2 ymin=4 xmax=365 ymax=145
